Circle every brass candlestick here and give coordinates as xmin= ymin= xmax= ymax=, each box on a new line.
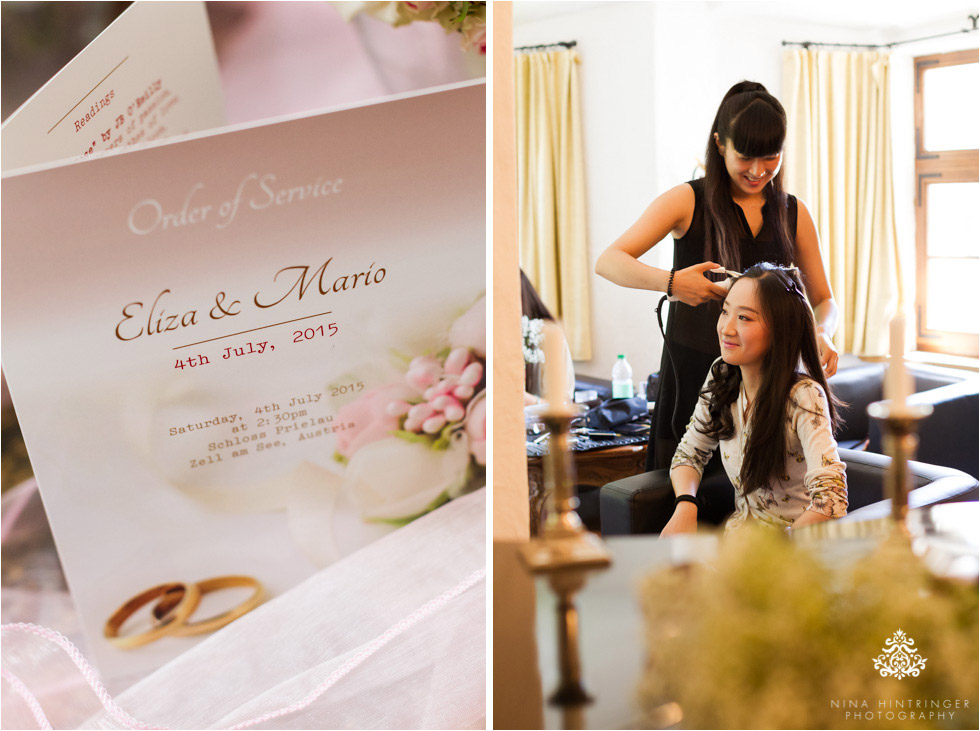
xmin=523 ymin=413 xmax=613 ymax=565
xmin=867 ymin=400 xmax=933 ymax=533
xmin=519 ymin=407 xmax=611 ymax=722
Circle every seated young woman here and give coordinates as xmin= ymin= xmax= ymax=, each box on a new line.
xmin=662 ymin=262 xmax=847 ymax=535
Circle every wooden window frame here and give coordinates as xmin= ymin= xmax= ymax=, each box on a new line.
xmin=913 ymin=49 xmax=980 ymax=357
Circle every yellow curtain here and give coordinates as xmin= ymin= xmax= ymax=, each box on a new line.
xmin=514 ymin=49 xmax=592 ymax=361
xmin=782 ymin=49 xmax=902 ymax=357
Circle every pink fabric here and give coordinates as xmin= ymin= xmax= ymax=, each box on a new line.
xmin=1 ymin=624 xmax=150 ymax=730
xmin=1 ymin=567 xmax=485 ymax=730
xmin=1 ymin=666 xmax=53 ymax=731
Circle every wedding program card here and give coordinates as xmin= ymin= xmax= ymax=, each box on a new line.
xmin=1 ymin=1 xmax=225 ymax=171
xmin=1 ymin=78 xmax=486 ymax=682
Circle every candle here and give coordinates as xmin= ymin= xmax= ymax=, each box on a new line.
xmin=885 ymin=312 xmax=910 ymax=411
xmin=542 ymin=322 xmax=570 ymax=413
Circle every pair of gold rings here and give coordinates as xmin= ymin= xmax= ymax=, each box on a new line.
xmin=104 ymin=575 xmax=264 ymax=649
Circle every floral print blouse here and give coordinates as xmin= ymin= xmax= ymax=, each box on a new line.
xmin=670 ymin=362 xmax=848 ymax=529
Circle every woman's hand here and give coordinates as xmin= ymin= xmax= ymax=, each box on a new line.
xmin=791 ymin=508 xmax=832 ymax=529
xmin=659 ymin=502 xmax=698 ymax=538
xmin=671 ymin=261 xmax=730 ymax=306
xmin=815 ymin=327 xmax=839 ymax=377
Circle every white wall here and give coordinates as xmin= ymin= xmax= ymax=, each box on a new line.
xmin=514 ymin=0 xmax=975 ymax=380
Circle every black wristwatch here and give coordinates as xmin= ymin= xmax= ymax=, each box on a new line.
xmin=674 ymin=494 xmax=699 ymax=510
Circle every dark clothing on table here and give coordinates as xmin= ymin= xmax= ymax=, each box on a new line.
xmin=647 ymin=178 xmax=798 ymax=470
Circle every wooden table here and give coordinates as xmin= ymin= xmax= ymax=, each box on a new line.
xmin=527 ymin=442 xmax=646 ymax=536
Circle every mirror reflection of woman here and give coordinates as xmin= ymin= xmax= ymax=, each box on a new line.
xmin=596 ymin=81 xmax=840 ymax=471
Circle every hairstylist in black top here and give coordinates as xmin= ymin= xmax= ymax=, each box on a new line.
xmin=595 ymin=81 xmax=840 ymax=472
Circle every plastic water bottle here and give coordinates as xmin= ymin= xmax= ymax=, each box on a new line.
xmin=612 ymin=354 xmax=634 ymax=399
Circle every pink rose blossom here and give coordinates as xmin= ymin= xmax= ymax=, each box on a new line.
xmin=432 ymin=394 xmax=466 ymax=422
xmin=460 ymin=361 xmax=483 ymax=387
xmin=444 ymin=347 xmax=471 ymax=376
xmin=423 ymin=378 xmax=456 ymax=402
xmin=405 ymin=355 xmax=443 ymax=391
xmin=464 ymin=391 xmax=486 ymax=466
xmin=335 ymin=382 xmax=419 ymax=459
xmin=460 ymin=18 xmax=486 ymax=55
xmin=386 ymin=400 xmax=412 ymax=417
xmin=422 ymin=414 xmax=447 ymax=434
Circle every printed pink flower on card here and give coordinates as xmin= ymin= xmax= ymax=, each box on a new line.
xmin=291 ymin=293 xmax=488 ymax=566
xmin=464 ymin=390 xmax=486 ymax=466
xmin=334 ymin=382 xmax=420 ymax=459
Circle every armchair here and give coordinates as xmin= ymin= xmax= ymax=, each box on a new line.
xmin=867 ymin=379 xmax=979 ymax=478
xmin=825 ymin=362 xmax=976 ymax=460
xmin=599 ymin=448 xmax=979 ymax=535
xmin=634 ymin=359 xmax=974 ymax=460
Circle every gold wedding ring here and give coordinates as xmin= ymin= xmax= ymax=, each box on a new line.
xmin=104 ymin=581 xmax=201 ymax=649
xmin=151 ymin=575 xmax=265 ymax=636
xmin=104 ymin=575 xmax=264 ymax=649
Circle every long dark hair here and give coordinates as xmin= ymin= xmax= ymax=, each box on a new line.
xmin=520 ymin=269 xmax=554 ymax=321
xmin=703 ymin=81 xmax=794 ymax=271
xmin=696 ymin=263 xmax=841 ymax=495
xmin=520 ymin=269 xmax=555 ymax=394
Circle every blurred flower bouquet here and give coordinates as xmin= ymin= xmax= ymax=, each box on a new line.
xmin=638 ymin=529 xmax=979 ymax=729
xmin=335 ymin=1 xmax=487 ymax=54
xmin=522 ymin=315 xmax=544 ymax=365
xmin=522 ymin=315 xmax=544 ymax=397
xmin=288 ymin=296 xmax=486 ymax=566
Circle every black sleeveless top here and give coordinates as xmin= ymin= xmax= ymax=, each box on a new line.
xmin=647 ymin=178 xmax=798 ymax=470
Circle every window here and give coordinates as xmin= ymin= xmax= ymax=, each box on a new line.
xmin=914 ymin=49 xmax=979 ymax=357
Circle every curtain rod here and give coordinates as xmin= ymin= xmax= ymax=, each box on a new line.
xmin=782 ymin=15 xmax=978 ymax=50
xmin=514 ymin=40 xmax=577 ymax=52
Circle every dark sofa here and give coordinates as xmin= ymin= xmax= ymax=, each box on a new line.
xmin=598 ymin=361 xmax=979 ymax=535
xmin=600 ymin=449 xmax=978 ymax=535
xmin=826 ymin=362 xmax=978 ymax=477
